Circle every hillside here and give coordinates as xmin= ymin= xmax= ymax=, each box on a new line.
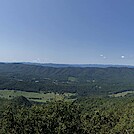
xmin=0 ymin=63 xmax=134 ymax=96
xmin=1 ymin=96 xmax=134 ymax=133
xmin=1 ymin=63 xmax=134 ymax=133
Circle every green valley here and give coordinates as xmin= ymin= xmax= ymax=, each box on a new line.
xmin=1 ymin=63 xmax=134 ymax=133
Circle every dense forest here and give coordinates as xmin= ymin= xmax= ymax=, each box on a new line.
xmin=1 ymin=95 xmax=134 ymax=133
xmin=0 ymin=63 xmax=134 ymax=96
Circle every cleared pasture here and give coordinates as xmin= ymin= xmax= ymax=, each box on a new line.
xmin=0 ymin=90 xmax=76 ymax=103
xmin=109 ymin=90 xmax=134 ymax=97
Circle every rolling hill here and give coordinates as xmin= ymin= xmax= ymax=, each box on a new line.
xmin=0 ymin=63 xmax=134 ymax=96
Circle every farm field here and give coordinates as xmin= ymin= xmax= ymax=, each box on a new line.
xmin=0 ymin=90 xmax=76 ymax=103
xmin=109 ymin=90 xmax=134 ymax=97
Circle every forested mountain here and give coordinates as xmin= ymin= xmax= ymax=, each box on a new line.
xmin=0 ymin=63 xmax=134 ymax=96
xmin=1 ymin=63 xmax=134 ymax=133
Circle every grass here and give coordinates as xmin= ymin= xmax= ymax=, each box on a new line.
xmin=0 ymin=90 xmax=76 ymax=103
xmin=109 ymin=90 xmax=134 ymax=97
xmin=68 ymin=77 xmax=77 ymax=82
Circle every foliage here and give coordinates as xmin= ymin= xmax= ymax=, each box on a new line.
xmin=1 ymin=63 xmax=134 ymax=133
xmin=0 ymin=101 xmax=83 ymax=134
xmin=1 ymin=96 xmax=134 ymax=133
xmin=1 ymin=63 xmax=134 ymax=96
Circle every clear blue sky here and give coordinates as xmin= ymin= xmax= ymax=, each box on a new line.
xmin=0 ymin=0 xmax=134 ymax=65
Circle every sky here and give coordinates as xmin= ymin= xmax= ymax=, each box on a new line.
xmin=0 ymin=0 xmax=134 ymax=65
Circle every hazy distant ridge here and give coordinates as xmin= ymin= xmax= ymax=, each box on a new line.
xmin=22 ymin=62 xmax=134 ymax=68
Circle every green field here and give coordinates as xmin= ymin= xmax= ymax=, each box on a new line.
xmin=68 ymin=77 xmax=77 ymax=82
xmin=0 ymin=90 xmax=76 ymax=103
xmin=109 ymin=90 xmax=134 ymax=97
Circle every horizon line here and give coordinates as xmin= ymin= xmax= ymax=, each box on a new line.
xmin=0 ymin=61 xmax=134 ymax=67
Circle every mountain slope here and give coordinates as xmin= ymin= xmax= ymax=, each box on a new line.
xmin=0 ymin=63 xmax=134 ymax=96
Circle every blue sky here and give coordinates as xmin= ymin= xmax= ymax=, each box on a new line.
xmin=0 ymin=0 xmax=134 ymax=65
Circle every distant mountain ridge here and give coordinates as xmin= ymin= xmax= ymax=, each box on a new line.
xmin=19 ymin=62 xmax=134 ymax=68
